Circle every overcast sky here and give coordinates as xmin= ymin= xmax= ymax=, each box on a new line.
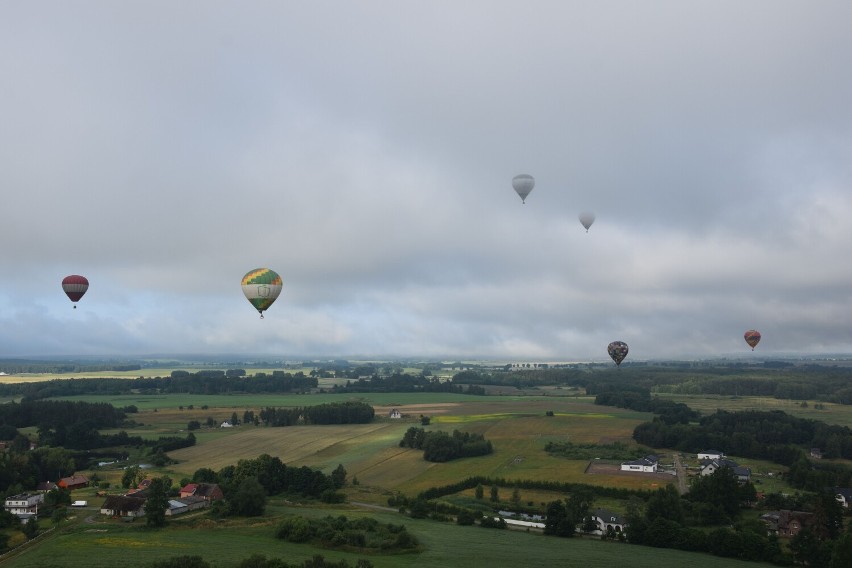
xmin=2 ymin=1 xmax=851 ymax=362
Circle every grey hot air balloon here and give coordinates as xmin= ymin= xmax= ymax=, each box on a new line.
xmin=579 ymin=212 xmax=595 ymax=232
xmin=512 ymin=174 xmax=535 ymax=204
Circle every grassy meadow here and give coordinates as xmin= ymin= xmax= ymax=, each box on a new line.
xmin=7 ymin=501 xmax=775 ymax=568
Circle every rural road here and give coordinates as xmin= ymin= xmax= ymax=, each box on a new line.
xmin=673 ymin=454 xmax=688 ymax=495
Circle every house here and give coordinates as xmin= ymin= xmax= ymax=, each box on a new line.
xmin=620 ymin=455 xmax=658 ymax=473
xmin=389 ymin=409 xmax=402 ymax=419
xmin=833 ymin=488 xmax=852 ymax=508
xmin=179 ymin=482 xmax=224 ymax=502
xmin=35 ymin=481 xmax=58 ymax=492
xmin=700 ymin=458 xmax=751 ymax=482
xmin=4 ymin=493 xmax=44 ymax=519
xmin=697 ymin=450 xmax=725 ymax=461
xmin=810 ymin=448 xmax=823 ymax=459
xmin=100 ymin=495 xmax=146 ymax=518
xmin=589 ymin=509 xmax=627 ymax=537
xmin=761 ymin=510 xmax=813 ymax=538
xmin=220 ymin=421 xmax=234 ymax=428
xmin=165 ymin=496 xmax=209 ymax=516
xmin=58 ymin=474 xmax=89 ymax=490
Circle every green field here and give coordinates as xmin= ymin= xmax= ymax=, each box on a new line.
xmin=6 ymin=501 xmax=774 ymax=568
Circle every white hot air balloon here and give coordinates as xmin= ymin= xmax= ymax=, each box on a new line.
xmin=512 ymin=174 xmax=535 ymax=204
xmin=579 ymin=212 xmax=595 ymax=232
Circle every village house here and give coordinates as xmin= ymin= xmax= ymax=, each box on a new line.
xmin=58 ymin=474 xmax=90 ymax=490
xmin=833 ymin=487 xmax=852 ymax=508
xmin=4 ymin=493 xmax=44 ymax=521
xmin=389 ymin=409 xmax=402 ymax=419
xmin=589 ymin=509 xmax=627 ymax=537
xmin=100 ymin=495 xmax=146 ymax=518
xmin=761 ymin=510 xmax=814 ymax=538
xmin=700 ymin=458 xmax=751 ymax=482
xmin=620 ymin=455 xmax=658 ymax=473
xmin=179 ymin=482 xmax=224 ymax=502
xmin=35 ymin=481 xmax=58 ymax=492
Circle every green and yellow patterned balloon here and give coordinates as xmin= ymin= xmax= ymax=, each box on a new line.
xmin=241 ymin=268 xmax=283 ymax=318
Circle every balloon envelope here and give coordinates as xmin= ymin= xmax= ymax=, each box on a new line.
xmin=512 ymin=174 xmax=535 ymax=203
xmin=62 ymin=275 xmax=89 ymax=306
xmin=579 ymin=212 xmax=595 ymax=232
xmin=241 ymin=268 xmax=283 ymax=317
xmin=744 ymin=330 xmax=761 ymax=350
xmin=607 ymin=341 xmax=629 ymax=366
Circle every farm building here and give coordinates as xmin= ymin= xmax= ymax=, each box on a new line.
xmin=179 ymin=482 xmax=224 ymax=502
xmin=620 ymin=455 xmax=658 ymax=473
xmin=100 ymin=495 xmax=146 ymax=518
xmin=58 ymin=474 xmax=89 ymax=490
xmin=166 ymin=496 xmax=209 ymax=516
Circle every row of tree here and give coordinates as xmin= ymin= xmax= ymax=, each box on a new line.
xmin=258 ymin=402 xmax=375 ymax=426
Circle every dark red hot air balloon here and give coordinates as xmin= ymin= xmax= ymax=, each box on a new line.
xmin=744 ymin=330 xmax=761 ymax=350
xmin=62 ymin=275 xmax=89 ymax=308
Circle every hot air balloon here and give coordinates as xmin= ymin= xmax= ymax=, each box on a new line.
xmin=607 ymin=341 xmax=629 ymax=366
xmin=744 ymin=330 xmax=761 ymax=350
xmin=579 ymin=212 xmax=595 ymax=232
xmin=512 ymin=174 xmax=535 ymax=204
xmin=62 ymin=275 xmax=89 ymax=308
xmin=241 ymin=268 xmax=282 ymax=319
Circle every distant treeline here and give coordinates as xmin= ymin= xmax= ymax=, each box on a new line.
xmin=0 ymin=359 xmax=142 ymax=374
xmin=331 ymin=373 xmax=467 ymax=394
xmin=399 ymin=427 xmax=493 ymax=462
xmin=259 ymin=402 xmax=375 ymax=426
xmin=0 ymin=371 xmax=318 ymax=400
xmin=452 ymin=364 xmax=852 ymax=404
xmin=0 ymin=400 xmax=126 ymax=430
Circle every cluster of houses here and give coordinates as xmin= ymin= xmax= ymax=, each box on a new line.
xmin=3 ymin=472 xmax=224 ymax=524
xmin=619 ymin=450 xmax=752 ymax=483
xmin=99 ymin=481 xmax=224 ymax=519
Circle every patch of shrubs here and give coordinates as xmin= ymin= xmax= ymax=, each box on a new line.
xmin=275 ymin=515 xmax=419 ymax=552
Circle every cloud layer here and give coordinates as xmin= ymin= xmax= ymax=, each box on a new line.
xmin=2 ymin=2 xmax=851 ymax=360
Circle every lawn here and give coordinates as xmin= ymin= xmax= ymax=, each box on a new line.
xmin=7 ymin=502 xmax=774 ymax=568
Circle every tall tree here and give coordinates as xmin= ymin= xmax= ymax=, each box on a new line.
xmin=145 ymin=477 xmax=170 ymax=528
xmin=331 ymin=464 xmax=347 ymax=489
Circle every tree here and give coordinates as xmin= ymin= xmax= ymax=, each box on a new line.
xmin=121 ymin=465 xmax=141 ymax=489
xmin=830 ymin=532 xmax=852 ymax=568
xmin=475 ymin=483 xmax=484 ymax=500
xmin=22 ymin=517 xmax=38 ymax=539
xmin=145 ymin=477 xmax=170 ymax=528
xmin=490 ymin=485 xmax=499 ymax=502
xmin=331 ymin=464 xmax=347 ymax=489
xmin=645 ymin=484 xmax=683 ymax=524
xmin=228 ymin=476 xmax=267 ymax=517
